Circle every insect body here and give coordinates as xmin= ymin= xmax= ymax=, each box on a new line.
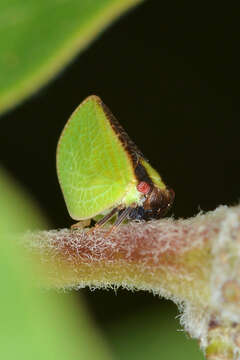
xmin=57 ymin=95 xmax=174 ymax=229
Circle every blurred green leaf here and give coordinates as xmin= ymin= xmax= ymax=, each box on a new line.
xmin=105 ymin=302 xmax=204 ymax=360
xmin=0 ymin=167 xmax=46 ymax=232
xmin=0 ymin=0 xmax=142 ymax=115
xmin=0 ymin=168 xmax=112 ymax=360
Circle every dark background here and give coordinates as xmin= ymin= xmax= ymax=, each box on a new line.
xmin=1 ymin=0 xmax=239 ymax=332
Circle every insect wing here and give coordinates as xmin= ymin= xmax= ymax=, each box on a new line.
xmin=57 ymin=96 xmax=135 ymax=220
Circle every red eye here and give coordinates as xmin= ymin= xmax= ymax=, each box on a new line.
xmin=137 ymin=181 xmax=151 ymax=194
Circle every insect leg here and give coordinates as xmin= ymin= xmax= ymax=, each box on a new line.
xmin=95 ymin=207 xmax=119 ymax=227
xmin=87 ymin=207 xmax=120 ymax=235
xmin=108 ymin=207 xmax=132 ymax=233
xmin=71 ymin=219 xmax=91 ymax=229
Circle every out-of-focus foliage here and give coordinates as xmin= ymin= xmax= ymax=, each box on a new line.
xmin=0 ymin=0 xmax=142 ymax=115
xmin=0 ymin=168 xmax=112 ymax=360
xmin=0 ymin=168 xmax=46 ymax=232
xmin=106 ymin=303 xmax=204 ymax=360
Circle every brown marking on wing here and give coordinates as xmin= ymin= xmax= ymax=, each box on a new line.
xmin=97 ymin=97 xmax=155 ymax=187
xmin=98 ymin=98 xmax=143 ymax=166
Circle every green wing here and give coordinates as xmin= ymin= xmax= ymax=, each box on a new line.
xmin=57 ymin=95 xmax=136 ymax=220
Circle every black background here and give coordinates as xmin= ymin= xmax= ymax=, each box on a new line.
xmin=1 ymin=0 xmax=239 ymax=329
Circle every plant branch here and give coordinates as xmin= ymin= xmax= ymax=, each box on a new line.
xmin=23 ymin=205 xmax=240 ymax=359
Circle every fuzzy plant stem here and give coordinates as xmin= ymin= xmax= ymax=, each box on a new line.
xmin=23 ymin=205 xmax=240 ymax=360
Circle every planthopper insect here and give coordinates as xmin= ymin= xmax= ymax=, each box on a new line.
xmin=56 ymin=95 xmax=174 ymax=231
